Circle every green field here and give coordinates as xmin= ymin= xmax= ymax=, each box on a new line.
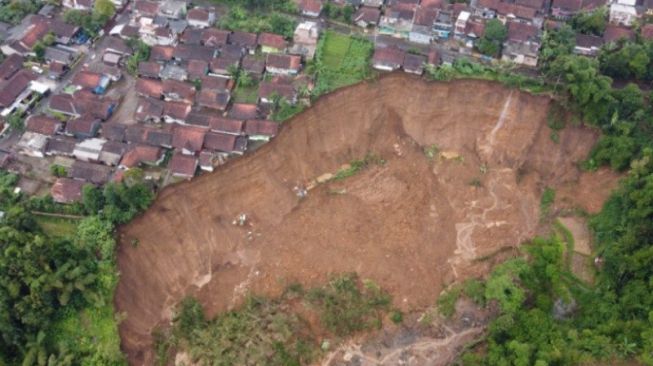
xmin=35 ymin=215 xmax=80 ymax=239
xmin=233 ymin=83 xmax=259 ymax=104
xmin=313 ymin=31 xmax=374 ymax=96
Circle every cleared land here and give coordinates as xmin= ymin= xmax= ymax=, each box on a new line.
xmin=115 ymin=75 xmax=619 ymax=364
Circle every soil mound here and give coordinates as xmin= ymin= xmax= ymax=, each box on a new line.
xmin=115 ymin=74 xmax=619 ymax=364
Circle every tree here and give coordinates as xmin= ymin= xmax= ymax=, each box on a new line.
xmin=49 ymin=165 xmax=67 ymax=178
xmin=93 ymin=0 xmax=115 ymax=20
xmin=6 ymin=113 xmax=24 ymax=131
xmin=571 ymin=7 xmax=607 ymax=36
xmin=477 ymin=19 xmax=507 ymax=57
xmin=539 ymin=25 xmax=575 ymax=71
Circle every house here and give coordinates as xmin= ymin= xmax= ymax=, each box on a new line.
xmin=173 ymin=44 xmax=216 ymax=62
xmin=501 ymin=21 xmax=540 ymax=67
xmin=51 ymin=178 xmax=85 ymax=204
xmin=25 ymin=115 xmax=62 ymax=136
xmin=138 ymin=61 xmax=163 ymax=79
xmin=48 ymin=62 xmax=69 ymax=80
xmin=372 ymin=46 xmax=405 ymax=71
xmin=46 ymin=137 xmax=76 ymax=157
xmin=44 ymin=46 xmax=76 ymax=66
xmin=187 ymin=59 xmax=209 ymax=80
xmin=201 ymin=28 xmax=229 ymax=47
xmin=103 ymin=53 xmax=122 ymax=67
xmin=354 ymin=7 xmax=382 ymax=28
xmin=99 ymin=140 xmax=128 ymax=166
xmin=244 ymin=120 xmax=278 ymax=141
xmin=574 ymin=34 xmax=604 ymax=56
xmin=162 ymin=79 xmax=196 ymax=102
xmin=49 ymin=93 xmax=115 ymax=120
xmin=204 ymin=132 xmax=247 ymax=154
xmin=0 ymin=54 xmax=24 ymax=81
xmin=16 ymin=132 xmax=48 ymax=157
xmin=172 ymin=125 xmax=206 ymax=154
xmin=454 ymin=11 xmax=471 ymax=37
xmin=550 ymin=0 xmax=582 ymax=19
xmin=169 ymin=153 xmax=197 ymax=179
xmin=63 ymin=0 xmax=94 ymax=10
xmin=229 ymin=103 xmax=259 ymax=120
xmin=71 ymin=71 xmax=111 ymax=94
xmin=209 ymin=117 xmax=244 ymax=135
xmin=209 ymin=56 xmax=241 ymax=76
xmin=427 ymin=49 xmax=441 ymax=67
xmin=403 ymin=53 xmax=426 ymax=75
xmin=160 ymin=64 xmax=188 ymax=81
xmin=110 ymin=24 xmax=140 ymax=40
xmin=291 ymin=21 xmax=320 ymax=60
xmin=0 ymin=70 xmax=39 ymax=116
xmin=180 ymin=28 xmax=203 ymax=45
xmin=119 ymin=145 xmax=164 ymax=169
xmin=610 ymin=3 xmax=637 ymax=26
xmin=163 ymin=100 xmax=192 ymax=123
xmin=603 ymin=25 xmax=635 ymax=44
xmin=241 ymin=55 xmax=266 ymax=77
xmin=199 ymin=150 xmax=215 ymax=171
xmin=300 ymin=0 xmax=323 ymax=17
xmin=259 ymin=33 xmax=287 ymax=54
xmin=65 ymin=115 xmax=102 ymax=139
xmin=380 ymin=5 xmax=416 ymax=37
xmin=258 ymin=82 xmax=297 ymax=104
xmin=641 ymin=24 xmax=653 ymax=40
xmin=134 ymin=0 xmax=159 ymax=17
xmin=101 ymin=123 xmax=127 ymax=142
xmin=69 ymin=160 xmax=112 ymax=185
xmin=73 ymin=138 xmax=106 ymax=162
xmin=135 ymin=97 xmax=164 ymax=122
xmin=136 ymin=79 xmax=164 ymax=99
xmin=362 ymin=0 xmax=385 ymax=6
xmin=409 ymin=7 xmax=437 ymax=44
xmin=158 ymin=0 xmax=186 ymax=19
xmin=145 ymin=128 xmax=173 ymax=148
xmin=200 ymin=75 xmax=233 ymax=91
xmin=150 ymin=45 xmax=175 ymax=62
xmin=433 ymin=10 xmax=453 ymax=39
xmin=187 ymin=7 xmax=215 ymax=28
xmin=229 ymin=32 xmax=258 ymax=54
xmin=265 ymin=54 xmax=301 ymax=75
xmin=196 ymin=89 xmax=231 ymax=111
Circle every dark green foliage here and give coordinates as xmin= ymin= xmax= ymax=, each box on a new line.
xmin=49 ymin=165 xmax=67 ymax=178
xmin=540 ymin=187 xmax=556 ymax=218
xmin=571 ymin=7 xmax=607 ymax=36
xmin=599 ymin=41 xmax=651 ymax=80
xmin=539 ymin=25 xmax=575 ymax=71
xmin=390 ymin=309 xmax=403 ymax=324
xmin=476 ymin=19 xmax=507 ymax=57
xmin=322 ymin=3 xmax=354 ymax=23
xmin=219 ymin=5 xmax=297 ymax=38
xmin=0 ymin=0 xmax=41 ymax=25
xmin=125 ymin=39 xmax=150 ymax=76
xmin=6 ymin=113 xmax=25 ymax=131
xmin=306 ymin=274 xmax=391 ymax=336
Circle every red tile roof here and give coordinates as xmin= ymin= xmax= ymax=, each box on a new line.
xmin=25 ymin=115 xmax=62 ymax=136
xmin=51 ymin=178 xmax=85 ymax=203
xmin=135 ymin=78 xmax=164 ymax=98
xmin=120 ymin=144 xmax=163 ymax=168
xmin=244 ymin=119 xmax=278 ymax=137
xmin=266 ymin=54 xmax=301 ymax=71
xmin=228 ymin=103 xmax=258 ymax=120
xmin=172 ymin=125 xmax=206 ymax=152
xmin=0 ymin=54 xmax=24 ymax=80
xmin=258 ymin=32 xmax=287 ymax=50
xmin=169 ymin=153 xmax=197 ymax=178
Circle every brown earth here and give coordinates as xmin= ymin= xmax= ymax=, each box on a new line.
xmin=114 ymin=74 xmax=620 ymax=365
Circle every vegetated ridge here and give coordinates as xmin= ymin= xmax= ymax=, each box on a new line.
xmin=115 ymin=74 xmax=618 ymax=364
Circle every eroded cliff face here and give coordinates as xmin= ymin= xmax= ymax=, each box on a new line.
xmin=115 ymin=74 xmax=619 ymax=365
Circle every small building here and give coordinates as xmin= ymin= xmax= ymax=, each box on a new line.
xmin=172 ymin=125 xmax=206 ymax=155
xmin=574 ymin=34 xmax=603 ymax=56
xmin=99 ymin=140 xmax=128 ymax=166
xmin=244 ymin=120 xmax=278 ymax=141
xmin=138 ymin=61 xmax=163 ymax=79
xmin=203 ymin=132 xmax=247 ymax=154
xmin=454 ymin=11 xmax=471 ymax=37
xmin=162 ymin=79 xmax=196 ymax=102
xmin=46 ymin=137 xmax=76 ymax=157
xmin=228 ymin=103 xmax=259 ymax=120
xmin=209 ymin=117 xmax=244 ymax=135
xmin=258 ymin=33 xmax=287 ymax=54
xmin=25 ymin=115 xmax=62 ymax=136
xmin=169 ymin=153 xmax=197 ymax=179
xmin=145 ymin=129 xmax=173 ymax=148
xmin=229 ymin=31 xmax=259 ymax=55
xmin=372 ymin=46 xmax=405 ymax=71
xmin=196 ymin=89 xmax=231 ymax=111
xmin=403 ymin=53 xmax=426 ymax=75
xmin=354 ymin=7 xmax=382 ymax=28
xmin=609 ymin=3 xmax=637 ymax=26
xmin=187 ymin=8 xmax=216 ymax=28
xmin=550 ymin=0 xmax=582 ymax=19
xmin=51 ymin=178 xmax=85 ymax=203
xmin=433 ymin=10 xmax=453 ymax=39
xmin=71 ymin=71 xmax=111 ymax=94
xmin=16 ymin=132 xmax=48 ymax=157
xmin=65 ymin=115 xmax=102 ymax=139
xmin=73 ymin=137 xmax=106 ymax=162
xmin=603 ymin=25 xmax=635 ymax=44
xmin=300 ymin=0 xmax=323 ymax=17
xmin=291 ymin=21 xmax=320 ymax=60
xmin=68 ymin=160 xmax=112 ymax=185
xmin=158 ymin=0 xmax=187 ymax=19
xmin=265 ymin=54 xmax=301 ymax=75
xmin=258 ymin=82 xmax=297 ymax=104
xmin=120 ymin=145 xmax=164 ymax=169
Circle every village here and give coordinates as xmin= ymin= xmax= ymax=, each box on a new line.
xmin=0 ymin=0 xmax=647 ymax=205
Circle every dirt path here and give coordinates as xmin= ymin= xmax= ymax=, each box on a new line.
xmin=114 ymin=75 xmax=619 ymax=365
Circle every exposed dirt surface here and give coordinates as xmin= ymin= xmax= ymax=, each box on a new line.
xmin=115 ymin=74 xmax=620 ymax=365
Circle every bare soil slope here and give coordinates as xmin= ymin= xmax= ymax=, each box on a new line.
xmin=115 ymin=74 xmax=619 ymax=364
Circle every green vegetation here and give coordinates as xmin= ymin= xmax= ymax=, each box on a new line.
xmin=6 ymin=112 xmax=25 ymax=131
xmin=33 ymin=32 xmax=55 ymax=62
xmin=313 ymin=31 xmax=374 ymax=96
xmin=219 ymin=4 xmax=297 ymax=38
xmin=125 ymin=39 xmax=151 ymax=76
xmin=540 ymin=186 xmax=556 ymax=218
xmin=0 ymin=169 xmax=154 ymax=365
xmin=49 ymin=164 xmax=68 ymax=178
xmin=63 ymin=0 xmax=115 ymax=37
xmin=0 ymin=0 xmax=41 ymax=25
xmin=477 ymin=19 xmax=508 ymax=57
xmin=322 ymin=3 xmax=355 ymax=23
xmin=333 ymin=153 xmax=385 ymax=181
xmin=155 ymin=274 xmax=392 ymax=365
xmin=423 ymin=144 xmax=440 ymax=160
xmin=571 ymin=7 xmax=607 ymax=36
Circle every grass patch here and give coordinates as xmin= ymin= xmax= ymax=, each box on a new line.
xmin=540 ymin=186 xmax=556 ymax=219
xmin=553 ymin=219 xmax=576 ymax=268
xmin=233 ymin=83 xmax=259 ymax=104
xmin=51 ymin=303 xmax=125 ymax=364
xmin=313 ymin=31 xmax=374 ymax=96
xmin=423 ymin=144 xmax=440 ymax=161
xmin=333 ymin=153 xmax=385 ymax=181
xmin=34 ymin=215 xmax=80 ymax=239
xmin=437 ymin=286 xmax=462 ymax=318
